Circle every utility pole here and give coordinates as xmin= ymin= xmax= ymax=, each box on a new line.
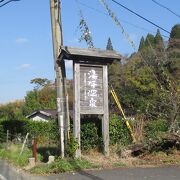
xmin=50 ymin=0 xmax=66 ymax=158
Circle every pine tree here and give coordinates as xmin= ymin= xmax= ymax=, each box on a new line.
xmin=167 ymin=24 xmax=180 ymax=79
xmin=168 ymin=24 xmax=180 ymax=49
xmin=138 ymin=36 xmax=145 ymax=51
xmin=106 ymin=37 xmax=114 ymax=51
xmin=154 ymin=29 xmax=164 ymax=52
xmin=145 ymin=33 xmax=155 ymax=47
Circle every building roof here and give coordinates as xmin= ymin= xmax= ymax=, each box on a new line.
xmin=26 ymin=109 xmax=73 ymax=120
xmin=26 ymin=109 xmax=57 ymax=119
xmin=60 ymin=46 xmax=122 ymax=64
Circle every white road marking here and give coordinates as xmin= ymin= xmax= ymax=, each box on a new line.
xmin=0 ymin=174 xmax=7 ymax=180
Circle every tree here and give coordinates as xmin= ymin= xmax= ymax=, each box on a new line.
xmin=166 ymin=24 xmax=180 ymax=79
xmin=145 ymin=33 xmax=155 ymax=48
xmin=30 ymin=78 xmax=51 ymax=89
xmin=168 ymin=24 xmax=180 ymax=49
xmin=154 ymin=29 xmax=164 ymax=52
xmin=0 ymin=100 xmax=24 ymax=120
xmin=22 ymin=86 xmax=56 ymax=115
xmin=138 ymin=36 xmax=145 ymax=51
xmin=107 ymin=25 xmax=179 ymax=125
xmin=106 ymin=37 xmax=114 ymax=50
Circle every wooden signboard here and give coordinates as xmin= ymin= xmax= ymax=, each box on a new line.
xmin=74 ymin=62 xmax=109 ymax=158
xmin=80 ymin=65 xmax=104 ymax=114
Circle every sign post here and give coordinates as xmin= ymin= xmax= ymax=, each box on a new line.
xmin=73 ymin=63 xmax=109 ymax=157
xmin=60 ymin=47 xmax=121 ymax=158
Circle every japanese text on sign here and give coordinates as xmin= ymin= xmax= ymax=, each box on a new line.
xmin=80 ymin=65 xmax=104 ymax=114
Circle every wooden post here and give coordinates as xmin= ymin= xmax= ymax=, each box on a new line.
xmin=32 ymin=137 xmax=37 ymax=162
xmin=20 ymin=133 xmax=29 ymax=156
xmin=102 ymin=65 xmax=109 ymax=156
xmin=73 ymin=63 xmax=81 ymax=158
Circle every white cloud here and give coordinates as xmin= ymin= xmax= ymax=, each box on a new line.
xmin=15 ymin=38 xmax=29 ymax=44
xmin=18 ymin=64 xmax=31 ymax=70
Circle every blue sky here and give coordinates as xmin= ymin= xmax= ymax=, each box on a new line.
xmin=0 ymin=0 xmax=179 ymax=104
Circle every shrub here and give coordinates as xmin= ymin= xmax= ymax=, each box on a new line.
xmin=145 ymin=119 xmax=168 ymax=141
xmin=24 ymin=120 xmax=59 ymax=145
xmin=109 ymin=115 xmax=131 ymax=146
xmin=65 ymin=133 xmax=78 ymax=157
xmin=0 ymin=124 xmax=6 ymax=142
xmin=0 ymin=119 xmax=28 ymax=139
xmin=81 ymin=122 xmax=99 ymax=151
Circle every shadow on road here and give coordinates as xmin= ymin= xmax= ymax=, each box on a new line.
xmin=77 ymin=170 xmax=103 ymax=180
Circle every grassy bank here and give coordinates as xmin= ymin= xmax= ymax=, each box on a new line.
xmin=0 ymin=143 xmax=99 ymax=174
xmin=0 ymin=143 xmax=37 ymax=167
xmin=30 ymin=158 xmax=99 ymax=174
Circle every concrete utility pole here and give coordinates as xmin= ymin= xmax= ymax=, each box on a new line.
xmin=50 ymin=0 xmax=66 ymax=158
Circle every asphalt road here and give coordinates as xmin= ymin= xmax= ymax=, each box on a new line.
xmin=0 ymin=160 xmax=180 ymax=180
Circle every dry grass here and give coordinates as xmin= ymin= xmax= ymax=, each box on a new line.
xmin=81 ymin=148 xmax=180 ymax=169
xmin=138 ymin=149 xmax=180 ymax=166
xmin=82 ymin=149 xmax=136 ymax=168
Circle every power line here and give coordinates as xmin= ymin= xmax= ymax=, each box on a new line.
xmin=151 ymin=0 xmax=180 ymax=19
xmin=111 ymin=0 xmax=170 ymax=34
xmin=0 ymin=0 xmax=20 ymax=8
xmin=99 ymin=0 xmax=166 ymax=89
xmin=77 ymin=0 xmax=169 ymax=39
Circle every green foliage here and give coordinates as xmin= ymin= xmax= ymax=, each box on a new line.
xmin=0 ymin=144 xmax=42 ymax=167
xmin=167 ymin=24 xmax=180 ymax=81
xmin=65 ymin=133 xmax=78 ymax=157
xmin=139 ymin=30 xmax=164 ymax=53
xmin=0 ymin=101 xmax=24 ymax=120
xmin=106 ymin=37 xmax=114 ymax=50
xmin=30 ymin=158 xmax=98 ymax=174
xmin=81 ymin=122 xmax=99 ymax=151
xmin=109 ymin=115 xmax=131 ymax=146
xmin=109 ymin=24 xmax=180 ymax=132
xmin=25 ymin=121 xmax=59 ymax=144
xmin=154 ymin=29 xmax=164 ymax=51
xmin=138 ymin=36 xmax=145 ymax=51
xmin=0 ymin=124 xmax=6 ymax=142
xmin=22 ymin=87 xmax=56 ymax=116
xmin=113 ymin=162 xmax=127 ymax=167
xmin=169 ymin=24 xmax=180 ymax=49
xmin=144 ymin=33 xmax=155 ymax=48
xmin=145 ymin=119 xmax=168 ymax=141
xmin=0 ymin=119 xmax=28 ymax=139
xmin=30 ymin=78 xmax=51 ymax=89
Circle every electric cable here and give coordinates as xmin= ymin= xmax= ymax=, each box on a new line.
xmin=77 ymin=0 xmax=169 ymax=39
xmin=0 ymin=0 xmax=20 ymax=8
xmin=111 ymin=0 xmax=170 ymax=34
xmin=151 ymin=0 xmax=180 ymax=19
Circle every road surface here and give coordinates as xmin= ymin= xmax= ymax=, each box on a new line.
xmin=0 ymin=160 xmax=179 ymax=180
